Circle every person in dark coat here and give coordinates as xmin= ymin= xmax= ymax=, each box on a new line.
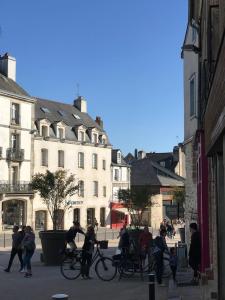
xmin=189 ymin=223 xmax=201 ymax=282
xmin=153 ymin=229 xmax=168 ymax=286
xmin=66 ymin=221 xmax=85 ymax=250
xmin=4 ymin=225 xmax=24 ymax=272
xmin=81 ymin=225 xmax=98 ymax=279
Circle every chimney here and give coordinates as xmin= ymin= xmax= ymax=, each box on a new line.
xmin=73 ymin=96 xmax=87 ymax=113
xmin=134 ymin=149 xmax=138 ymax=159
xmin=0 ymin=53 xmax=16 ymax=81
xmin=138 ymin=150 xmax=146 ymax=159
xmin=95 ymin=116 xmax=103 ymax=128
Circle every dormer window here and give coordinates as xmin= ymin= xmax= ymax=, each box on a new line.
xmin=79 ymin=131 xmax=85 ymax=142
xmin=41 ymin=125 xmax=49 ymax=138
xmin=93 ymin=133 xmax=98 ymax=144
xmin=117 ymin=152 xmax=121 ymax=164
xmin=58 ymin=127 xmax=65 ymax=140
xmin=99 ymin=134 xmax=107 ymax=145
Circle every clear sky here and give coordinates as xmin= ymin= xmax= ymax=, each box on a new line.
xmin=0 ymin=0 xmax=187 ymax=156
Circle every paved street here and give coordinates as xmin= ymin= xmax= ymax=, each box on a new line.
xmin=0 ymin=237 xmax=202 ymax=300
xmin=0 ymin=244 xmax=168 ymax=300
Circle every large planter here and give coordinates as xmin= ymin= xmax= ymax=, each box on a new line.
xmin=39 ymin=230 xmax=67 ymax=265
xmin=178 ymin=227 xmax=185 ymax=243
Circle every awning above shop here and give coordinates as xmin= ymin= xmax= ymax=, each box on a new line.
xmin=112 ymin=207 xmax=129 ymax=214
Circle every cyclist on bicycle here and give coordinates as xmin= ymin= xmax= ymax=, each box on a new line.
xmin=66 ymin=221 xmax=85 ymax=251
xmin=81 ymin=225 xmax=98 ymax=279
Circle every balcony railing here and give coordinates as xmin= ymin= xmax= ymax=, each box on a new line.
xmin=0 ymin=181 xmax=32 ymax=193
xmin=6 ymin=148 xmax=24 ymax=162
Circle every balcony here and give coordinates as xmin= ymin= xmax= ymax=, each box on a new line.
xmin=6 ymin=148 xmax=24 ymax=162
xmin=0 ymin=181 xmax=33 ymax=194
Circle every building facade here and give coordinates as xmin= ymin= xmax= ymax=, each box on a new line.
xmin=0 ymin=53 xmax=113 ymax=231
xmin=183 ymin=1 xmax=225 ymax=298
xmin=182 ymin=17 xmax=199 ymax=246
xmin=110 ymin=149 xmax=130 ymax=228
xmin=0 ymin=53 xmax=35 ymax=230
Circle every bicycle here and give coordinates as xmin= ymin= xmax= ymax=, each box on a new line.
xmin=112 ymin=248 xmax=172 ymax=280
xmin=60 ymin=240 xmax=117 ymax=281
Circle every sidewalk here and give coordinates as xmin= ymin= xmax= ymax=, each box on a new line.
xmin=167 ymin=269 xmax=202 ymax=300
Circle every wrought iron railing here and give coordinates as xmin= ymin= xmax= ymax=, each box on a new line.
xmin=0 ymin=181 xmax=32 ymax=193
xmin=6 ymin=148 xmax=24 ymax=161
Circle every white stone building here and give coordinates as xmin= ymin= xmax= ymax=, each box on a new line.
xmin=0 ymin=53 xmax=35 ymax=230
xmin=111 ymin=149 xmax=130 ymax=228
xmin=0 ymin=53 xmax=112 ymax=231
xmin=33 ymin=97 xmax=112 ymax=230
xmin=182 ymin=21 xmax=199 ymax=243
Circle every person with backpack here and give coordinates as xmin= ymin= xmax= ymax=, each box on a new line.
xmin=189 ymin=223 xmax=201 ymax=283
xmin=21 ymin=226 xmax=36 ymax=278
xmin=153 ymin=229 xmax=168 ymax=286
xmin=4 ymin=225 xmax=24 ymax=273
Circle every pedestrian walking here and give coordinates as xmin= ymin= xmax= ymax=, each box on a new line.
xmin=153 ymin=229 xmax=168 ymax=286
xmin=4 ymin=225 xmax=24 ymax=272
xmin=189 ymin=222 xmax=201 ymax=283
xmin=118 ymin=224 xmax=129 ymax=255
xmin=81 ymin=225 xmax=97 ymax=279
xmin=169 ymin=247 xmax=178 ymax=281
xmin=21 ymin=226 xmax=36 ymax=278
xmin=139 ymin=225 xmax=153 ymax=267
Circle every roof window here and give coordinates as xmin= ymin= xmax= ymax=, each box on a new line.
xmin=41 ymin=107 xmax=51 ymax=113
xmin=58 ymin=110 xmax=66 ymax=117
xmin=73 ymin=114 xmax=81 ymax=119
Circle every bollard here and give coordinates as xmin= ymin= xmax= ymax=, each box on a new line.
xmin=148 ymin=273 xmax=155 ymax=300
xmin=52 ymin=294 xmax=68 ymax=300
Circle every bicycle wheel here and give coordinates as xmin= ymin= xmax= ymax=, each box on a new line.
xmin=60 ymin=256 xmax=81 ymax=280
xmin=95 ymin=257 xmax=117 ymax=281
xmin=118 ymin=260 xmax=135 ymax=278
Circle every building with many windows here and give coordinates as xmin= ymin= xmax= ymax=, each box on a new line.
xmin=0 ymin=53 xmax=35 ymax=230
xmin=0 ymin=53 xmax=112 ymax=231
xmin=110 ymin=149 xmax=130 ymax=228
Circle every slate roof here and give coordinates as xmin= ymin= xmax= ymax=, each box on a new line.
xmin=131 ymin=158 xmax=184 ymax=187
xmin=146 ymin=152 xmax=174 ymax=162
xmin=0 ymin=73 xmax=30 ymax=97
xmin=35 ymin=97 xmax=109 ymax=142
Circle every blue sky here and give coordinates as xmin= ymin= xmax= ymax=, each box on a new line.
xmin=0 ymin=1 xmax=187 ymax=155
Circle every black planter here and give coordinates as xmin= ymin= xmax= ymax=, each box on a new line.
xmin=39 ymin=230 xmax=67 ymax=265
xmin=179 ymin=227 xmax=185 ymax=243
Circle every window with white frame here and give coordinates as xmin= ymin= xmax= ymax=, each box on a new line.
xmin=102 ymin=159 xmax=106 ymax=170
xmin=93 ymin=181 xmax=98 ymax=196
xmin=190 ymin=75 xmax=196 ymax=117
xmin=41 ymin=125 xmax=49 ymax=138
xmin=92 ymin=153 xmax=98 ymax=169
xmin=78 ymin=152 xmax=84 ymax=168
xmin=78 ymin=180 xmax=84 ymax=197
xmin=58 ymin=150 xmax=64 ymax=168
xmin=92 ymin=133 xmax=98 ymax=144
xmin=114 ymin=169 xmax=119 ymax=181
xmin=102 ymin=138 xmax=106 ymax=144
xmin=117 ymin=152 xmax=121 ymax=164
xmin=11 ymin=103 xmax=20 ymax=124
xmin=58 ymin=128 xmax=65 ymax=140
xmin=41 ymin=148 xmax=48 ymax=166
xmin=79 ymin=131 xmax=85 ymax=142
xmin=11 ymin=133 xmax=19 ymax=149
xmin=103 ymin=186 xmax=106 ymax=197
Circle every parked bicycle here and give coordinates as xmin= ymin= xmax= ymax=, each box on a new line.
xmin=112 ymin=248 xmax=172 ymax=280
xmin=60 ymin=240 xmax=117 ymax=281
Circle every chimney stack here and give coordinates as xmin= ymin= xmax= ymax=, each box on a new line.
xmin=0 ymin=53 xmax=16 ymax=81
xmin=95 ymin=116 xmax=103 ymax=128
xmin=73 ymin=96 xmax=87 ymax=113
